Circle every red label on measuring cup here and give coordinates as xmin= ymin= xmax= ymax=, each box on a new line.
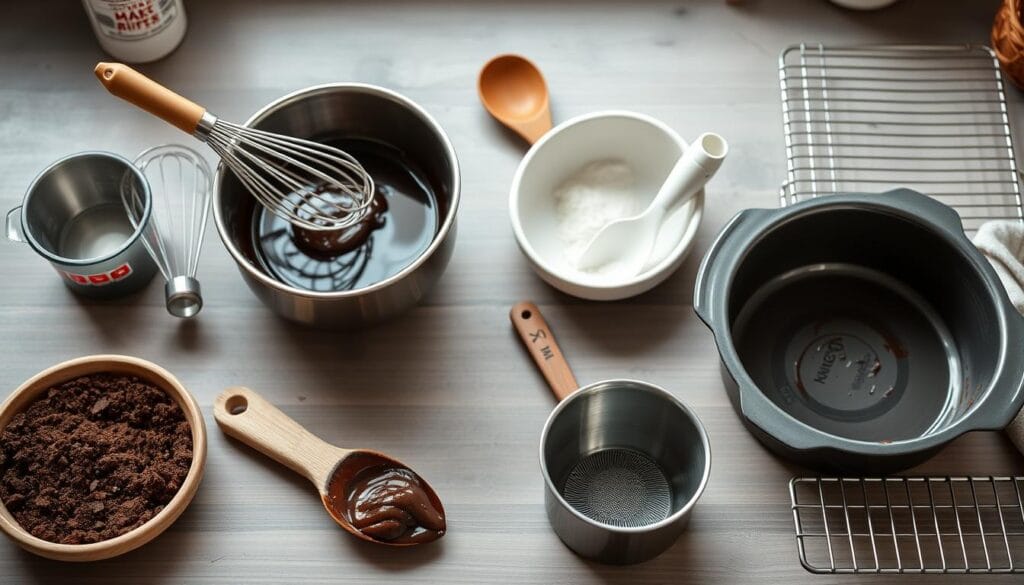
xmin=62 ymin=263 xmax=133 ymax=286
xmin=109 ymin=264 xmax=131 ymax=280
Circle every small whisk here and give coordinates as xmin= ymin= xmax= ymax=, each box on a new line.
xmin=123 ymin=145 xmax=212 ymax=318
xmin=95 ymin=62 xmax=375 ymax=232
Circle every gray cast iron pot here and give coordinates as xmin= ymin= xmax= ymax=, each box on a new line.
xmin=213 ymin=84 xmax=460 ymax=329
xmin=694 ymin=189 xmax=1024 ymax=473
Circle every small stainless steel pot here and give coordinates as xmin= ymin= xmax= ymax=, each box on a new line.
xmin=694 ymin=189 xmax=1024 ymax=472
xmin=511 ymin=302 xmax=711 ymax=564
xmin=540 ymin=380 xmax=712 ymax=565
xmin=6 ymin=152 xmax=156 ymax=298
xmin=212 ymin=84 xmax=460 ymax=329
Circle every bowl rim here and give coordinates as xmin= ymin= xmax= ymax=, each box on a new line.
xmin=0 ymin=354 xmax=207 ymax=562
xmin=211 ymin=82 xmax=461 ymax=299
xmin=508 ymin=109 xmax=705 ymax=293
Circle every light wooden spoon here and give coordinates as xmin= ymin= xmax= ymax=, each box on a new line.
xmin=213 ymin=386 xmax=445 ymax=546
xmin=478 ymin=54 xmax=553 ymax=144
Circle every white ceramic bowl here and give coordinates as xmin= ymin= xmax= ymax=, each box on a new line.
xmin=509 ymin=111 xmax=704 ymax=300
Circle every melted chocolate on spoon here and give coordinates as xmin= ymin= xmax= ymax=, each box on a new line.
xmin=335 ymin=465 xmax=446 ymax=544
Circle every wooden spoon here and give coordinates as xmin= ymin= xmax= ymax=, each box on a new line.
xmin=213 ymin=386 xmax=446 ymax=546
xmin=478 ymin=54 xmax=553 ymax=144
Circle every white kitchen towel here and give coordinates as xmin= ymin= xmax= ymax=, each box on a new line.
xmin=973 ymin=220 xmax=1024 ymax=314
xmin=973 ymin=220 xmax=1024 ymax=455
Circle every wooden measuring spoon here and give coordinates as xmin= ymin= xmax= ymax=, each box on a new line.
xmin=213 ymin=386 xmax=446 ymax=546
xmin=478 ymin=55 xmax=553 ymax=144
xmin=510 ymin=301 xmax=579 ymax=401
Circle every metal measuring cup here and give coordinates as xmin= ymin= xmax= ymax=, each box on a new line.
xmin=511 ymin=301 xmax=712 ymax=564
xmin=6 ymin=152 xmax=156 ymax=298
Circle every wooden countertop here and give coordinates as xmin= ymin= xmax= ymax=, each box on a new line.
xmin=0 ymin=0 xmax=1020 ymax=582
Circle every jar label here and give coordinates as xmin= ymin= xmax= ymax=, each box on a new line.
xmin=85 ymin=0 xmax=178 ymax=41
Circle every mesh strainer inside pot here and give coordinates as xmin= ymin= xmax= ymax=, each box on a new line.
xmin=562 ymin=448 xmax=672 ymax=527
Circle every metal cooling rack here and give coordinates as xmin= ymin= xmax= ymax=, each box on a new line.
xmin=779 ymin=44 xmax=1024 ymax=233
xmin=790 ymin=476 xmax=1024 ymax=574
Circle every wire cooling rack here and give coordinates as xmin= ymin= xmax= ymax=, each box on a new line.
xmin=790 ymin=477 xmax=1024 ymax=574
xmin=779 ymin=44 xmax=1024 ymax=233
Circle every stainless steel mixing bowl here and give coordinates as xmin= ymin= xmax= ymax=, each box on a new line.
xmin=212 ymin=84 xmax=460 ymax=328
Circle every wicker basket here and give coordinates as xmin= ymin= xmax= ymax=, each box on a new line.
xmin=994 ymin=0 xmax=1024 ymax=87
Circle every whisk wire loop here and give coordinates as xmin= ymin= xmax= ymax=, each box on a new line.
xmin=123 ymin=144 xmax=212 ymax=318
xmin=206 ymin=120 xmax=375 ymax=232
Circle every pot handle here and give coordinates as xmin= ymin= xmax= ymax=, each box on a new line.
xmin=1000 ymin=305 xmax=1024 ymax=456
xmin=6 ymin=206 xmax=23 ymax=243
xmin=1007 ymin=410 xmax=1024 ymax=456
xmin=881 ymin=188 xmax=967 ymax=234
xmin=693 ymin=208 xmax=771 ymax=326
xmin=966 ymin=307 xmax=1024 ymax=454
xmin=510 ymin=301 xmax=579 ymax=402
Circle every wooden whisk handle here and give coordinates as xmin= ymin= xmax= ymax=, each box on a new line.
xmin=510 ymin=301 xmax=579 ymax=402
xmin=95 ymin=62 xmax=207 ymax=135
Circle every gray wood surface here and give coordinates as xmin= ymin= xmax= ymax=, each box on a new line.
xmin=1 ymin=0 xmax=1020 ymax=583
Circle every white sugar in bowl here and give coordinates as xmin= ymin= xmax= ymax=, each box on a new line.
xmin=509 ymin=111 xmax=704 ymax=300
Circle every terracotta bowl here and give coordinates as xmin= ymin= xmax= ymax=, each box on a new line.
xmin=0 ymin=355 xmax=207 ymax=561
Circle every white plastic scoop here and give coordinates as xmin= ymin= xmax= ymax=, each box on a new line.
xmin=577 ymin=132 xmax=728 ymax=275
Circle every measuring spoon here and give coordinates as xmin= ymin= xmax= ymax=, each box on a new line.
xmin=478 ymin=54 xmax=553 ymax=144
xmin=214 ymin=386 xmax=446 ymax=546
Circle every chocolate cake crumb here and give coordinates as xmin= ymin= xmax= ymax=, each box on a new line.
xmin=0 ymin=373 xmax=193 ymax=544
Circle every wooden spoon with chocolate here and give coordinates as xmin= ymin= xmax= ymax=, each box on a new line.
xmin=213 ymin=387 xmax=445 ymax=546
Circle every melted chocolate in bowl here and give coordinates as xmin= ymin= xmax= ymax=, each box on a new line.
xmin=253 ymin=138 xmax=439 ymax=292
xmin=290 ymin=184 xmax=389 ymax=256
xmin=327 ymin=459 xmax=446 ymax=545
